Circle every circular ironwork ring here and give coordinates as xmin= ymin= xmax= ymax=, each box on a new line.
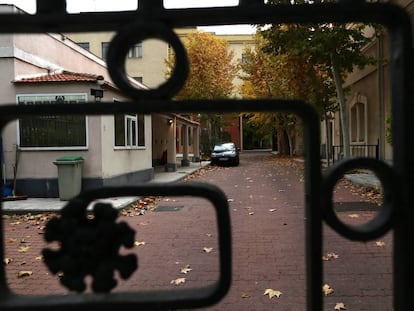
xmin=107 ymin=20 xmax=188 ymax=100
xmin=322 ymin=157 xmax=395 ymax=241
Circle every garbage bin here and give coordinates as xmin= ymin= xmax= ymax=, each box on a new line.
xmin=53 ymin=156 xmax=84 ymax=201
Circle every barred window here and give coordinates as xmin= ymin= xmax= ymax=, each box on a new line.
xmin=18 ymin=94 xmax=87 ymax=149
xmin=114 ymin=114 xmax=145 ymax=147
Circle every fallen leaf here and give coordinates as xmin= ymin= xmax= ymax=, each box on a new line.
xmin=134 ymin=241 xmax=146 ymax=246
xmin=241 ymin=292 xmax=251 ymax=298
xmin=334 ymin=302 xmax=346 ymax=310
xmin=348 ymin=214 xmax=359 ymax=218
xmin=18 ymin=245 xmax=30 ymax=252
xmin=269 ymin=209 xmax=277 ymax=212
xmin=249 ymin=212 xmax=255 ymax=215
xmin=203 ymin=247 xmax=213 ymax=253
xmin=322 ymin=252 xmax=339 ymax=261
xmin=35 ymin=256 xmax=43 ymax=261
xmin=171 ymin=278 xmax=186 ymax=285
xmin=206 ymin=233 xmax=212 ymax=237
xmin=264 ymin=288 xmax=282 ymax=299
xmin=323 ymin=284 xmax=334 ymax=296
xmin=376 ymin=241 xmax=385 ymax=247
xmin=180 ymin=265 xmax=192 ymax=274
xmin=17 ymin=271 xmax=33 ymax=278
xmin=3 ymin=258 xmax=12 ymax=265
xmin=227 ymin=199 xmax=234 ymax=202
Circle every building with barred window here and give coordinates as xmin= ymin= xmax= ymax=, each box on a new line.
xmin=0 ymin=4 xmax=200 ymax=197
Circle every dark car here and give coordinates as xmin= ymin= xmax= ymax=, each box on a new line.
xmin=210 ymin=142 xmax=240 ymax=166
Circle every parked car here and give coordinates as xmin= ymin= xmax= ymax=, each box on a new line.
xmin=210 ymin=142 xmax=240 ymax=166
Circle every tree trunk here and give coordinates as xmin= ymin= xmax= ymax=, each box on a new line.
xmin=331 ymin=54 xmax=350 ymax=158
xmin=272 ymin=127 xmax=278 ymax=152
xmin=286 ymin=129 xmax=293 ymax=156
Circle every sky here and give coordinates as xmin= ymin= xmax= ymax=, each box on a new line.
xmin=1 ymin=0 xmax=255 ymax=34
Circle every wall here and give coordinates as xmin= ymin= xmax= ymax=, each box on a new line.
xmin=100 ymin=114 xmax=153 ymax=185
xmin=64 ymin=32 xmax=168 ymax=88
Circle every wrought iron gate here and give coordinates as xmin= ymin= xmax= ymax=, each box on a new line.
xmin=0 ymin=0 xmax=412 ymax=310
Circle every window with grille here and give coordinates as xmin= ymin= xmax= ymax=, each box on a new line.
xmin=17 ymin=94 xmax=87 ymax=149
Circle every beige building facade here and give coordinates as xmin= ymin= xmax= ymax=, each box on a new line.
xmin=322 ymin=0 xmax=414 ymax=163
xmin=66 ymin=28 xmax=253 ymax=159
xmin=0 ymin=4 xmax=154 ymax=197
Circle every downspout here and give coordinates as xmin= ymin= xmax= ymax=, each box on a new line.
xmin=376 ymin=31 xmax=384 ymax=160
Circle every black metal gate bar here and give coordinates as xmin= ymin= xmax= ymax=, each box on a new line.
xmin=388 ymin=14 xmax=414 ymax=311
xmin=0 ymin=0 xmax=412 ymax=310
xmin=0 ymin=4 xmax=407 ymax=33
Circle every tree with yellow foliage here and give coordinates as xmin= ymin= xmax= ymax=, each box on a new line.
xmin=166 ymin=31 xmax=238 ymax=151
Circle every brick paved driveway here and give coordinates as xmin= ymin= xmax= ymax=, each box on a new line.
xmin=3 ymin=152 xmax=392 ymax=310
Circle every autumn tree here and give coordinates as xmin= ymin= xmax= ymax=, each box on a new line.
xmin=260 ymin=0 xmax=376 ymax=157
xmin=166 ymin=31 xmax=238 ymax=151
xmin=239 ymin=34 xmax=334 ymax=154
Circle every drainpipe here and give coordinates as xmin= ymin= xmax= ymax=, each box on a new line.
xmin=377 ymin=31 xmax=384 ymax=160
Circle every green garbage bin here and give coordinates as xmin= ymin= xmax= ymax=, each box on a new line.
xmin=53 ymin=156 xmax=84 ymax=201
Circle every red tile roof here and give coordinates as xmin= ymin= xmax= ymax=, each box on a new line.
xmin=14 ymin=71 xmax=101 ymax=83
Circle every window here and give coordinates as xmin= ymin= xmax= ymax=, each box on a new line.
xmin=17 ymin=94 xmax=87 ymax=149
xmin=101 ymin=42 xmax=110 ymax=59
xmin=133 ymin=77 xmax=143 ymax=84
xmin=114 ymin=114 xmax=145 ymax=147
xmin=350 ymin=97 xmax=367 ymax=143
xmin=77 ymin=42 xmax=90 ymax=51
xmin=128 ymin=42 xmax=143 ymax=58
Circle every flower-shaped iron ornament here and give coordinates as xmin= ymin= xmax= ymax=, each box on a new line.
xmin=42 ymin=200 xmax=137 ymax=293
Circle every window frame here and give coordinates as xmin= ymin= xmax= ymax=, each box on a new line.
xmin=101 ymin=41 xmax=110 ymax=59
xmin=16 ymin=93 xmax=89 ymax=151
xmin=127 ymin=42 xmax=143 ymax=58
xmin=113 ymin=107 xmax=146 ymax=150
xmin=349 ymin=94 xmax=367 ymax=144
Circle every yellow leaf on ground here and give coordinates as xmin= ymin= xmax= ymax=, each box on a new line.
xmin=17 ymin=271 xmax=33 ymax=278
xmin=323 ymin=252 xmax=339 ymax=261
xmin=180 ymin=265 xmax=192 ymax=274
xmin=334 ymin=302 xmax=346 ymax=310
xmin=134 ymin=241 xmax=146 ymax=246
xmin=170 ymin=278 xmax=186 ymax=285
xmin=18 ymin=245 xmax=30 ymax=252
xmin=264 ymin=288 xmax=282 ymax=299
xmin=376 ymin=241 xmax=385 ymax=247
xmin=3 ymin=258 xmax=12 ymax=265
xmin=241 ymin=292 xmax=251 ymax=298
xmin=203 ymin=247 xmax=213 ymax=253
xmin=323 ymin=284 xmax=334 ymax=296
xmin=348 ymin=214 xmax=359 ymax=218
